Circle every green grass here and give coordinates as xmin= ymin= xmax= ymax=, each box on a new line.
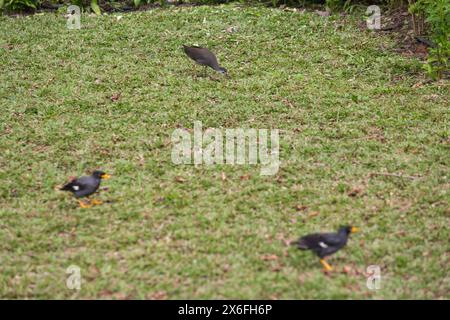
xmin=0 ymin=4 xmax=449 ymax=299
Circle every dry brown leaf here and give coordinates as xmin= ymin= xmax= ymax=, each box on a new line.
xmin=348 ymin=187 xmax=363 ymax=197
xmin=223 ymin=264 xmax=231 ymax=272
xmin=282 ymin=99 xmax=295 ymax=108
xmin=225 ymin=26 xmax=239 ymax=33
xmin=260 ymin=254 xmax=279 ymax=261
xmin=308 ymin=211 xmax=320 ymax=217
xmin=147 ymin=291 xmax=167 ymax=300
xmin=271 ymin=264 xmax=283 ymax=272
xmin=2 ymin=44 xmax=14 ymax=50
xmin=137 ymin=154 xmax=145 ymax=166
xmin=295 ymin=205 xmax=308 ymax=211
xmin=175 ymin=176 xmax=186 ymax=183
xmin=110 ymin=93 xmax=121 ymax=102
xmin=315 ymin=10 xmax=331 ymax=17
xmin=342 ymin=265 xmax=352 ymax=274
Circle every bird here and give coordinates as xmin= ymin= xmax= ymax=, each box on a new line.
xmin=60 ymin=170 xmax=110 ymax=208
xmin=182 ymin=45 xmax=227 ymax=75
xmin=291 ymin=225 xmax=358 ymax=271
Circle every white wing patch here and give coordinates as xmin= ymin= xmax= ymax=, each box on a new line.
xmin=72 ymin=185 xmax=80 ymax=191
xmin=318 ymin=241 xmax=328 ymax=248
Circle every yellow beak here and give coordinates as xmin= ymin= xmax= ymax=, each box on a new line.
xmin=351 ymin=226 xmax=359 ymax=233
xmin=101 ymin=173 xmax=111 ymax=180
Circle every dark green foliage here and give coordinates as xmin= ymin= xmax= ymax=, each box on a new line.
xmin=409 ymin=0 xmax=449 ymax=79
xmin=1 ymin=0 xmax=39 ymax=11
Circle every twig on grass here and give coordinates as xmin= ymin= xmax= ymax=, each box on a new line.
xmin=369 ymin=172 xmax=421 ymax=180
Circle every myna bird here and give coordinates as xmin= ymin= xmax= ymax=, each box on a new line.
xmin=292 ymin=225 xmax=358 ymax=271
xmin=60 ymin=170 xmax=110 ymax=208
xmin=182 ymin=45 xmax=228 ymax=75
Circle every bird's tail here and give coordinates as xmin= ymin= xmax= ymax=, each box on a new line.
xmin=60 ymin=182 xmax=73 ymax=191
xmin=290 ymin=238 xmax=308 ymax=250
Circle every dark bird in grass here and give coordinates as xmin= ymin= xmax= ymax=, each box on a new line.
xmin=60 ymin=170 xmax=110 ymax=208
xmin=292 ymin=225 xmax=358 ymax=271
xmin=182 ymin=45 xmax=227 ymax=75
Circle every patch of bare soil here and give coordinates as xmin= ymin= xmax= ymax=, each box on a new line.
xmin=359 ymin=5 xmax=432 ymax=60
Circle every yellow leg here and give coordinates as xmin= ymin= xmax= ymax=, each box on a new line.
xmin=320 ymin=259 xmax=333 ymax=272
xmin=91 ymin=199 xmax=103 ymax=206
xmin=78 ymin=200 xmax=92 ymax=208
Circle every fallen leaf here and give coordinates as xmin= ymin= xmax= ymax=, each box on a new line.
xmin=110 ymin=93 xmax=121 ymax=102
xmin=225 ymin=26 xmax=239 ymax=33
xmin=271 ymin=264 xmax=283 ymax=272
xmin=315 ymin=10 xmax=331 ymax=17
xmin=348 ymin=187 xmax=363 ymax=197
xmin=240 ymin=174 xmax=251 ymax=181
xmin=147 ymin=291 xmax=167 ymax=300
xmin=308 ymin=211 xmax=319 ymax=217
xmin=154 ymin=197 xmax=165 ymax=204
xmin=175 ymin=176 xmax=186 ymax=183
xmin=342 ymin=265 xmax=352 ymax=274
xmin=295 ymin=205 xmax=308 ymax=211
xmin=137 ymin=154 xmax=145 ymax=166
xmin=260 ymin=254 xmax=278 ymax=261
xmin=396 ymin=231 xmax=406 ymax=237
xmin=1 ymin=44 xmax=14 ymax=50
xmin=282 ymin=99 xmax=294 ymax=108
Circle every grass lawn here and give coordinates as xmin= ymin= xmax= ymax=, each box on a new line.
xmin=0 ymin=4 xmax=448 ymax=299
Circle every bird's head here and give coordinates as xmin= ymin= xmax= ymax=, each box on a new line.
xmin=92 ymin=170 xmax=111 ymax=180
xmin=217 ymin=67 xmax=228 ymax=75
xmin=340 ymin=225 xmax=358 ymax=235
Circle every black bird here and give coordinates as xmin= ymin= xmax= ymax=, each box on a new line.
xmin=60 ymin=170 xmax=110 ymax=208
xmin=292 ymin=225 xmax=358 ymax=271
xmin=182 ymin=45 xmax=227 ymax=75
